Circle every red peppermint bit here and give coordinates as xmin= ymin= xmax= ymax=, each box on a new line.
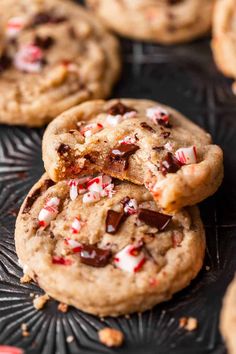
xmin=52 ymin=256 xmax=72 ymax=266
xmin=134 ymin=257 xmax=146 ymax=272
xmin=0 ymin=346 xmax=24 ymax=354
xmin=38 ymin=220 xmax=46 ymax=227
xmin=149 ymin=278 xmax=159 ymax=286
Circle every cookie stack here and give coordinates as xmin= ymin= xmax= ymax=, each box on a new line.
xmin=15 ymin=98 xmax=223 ymax=316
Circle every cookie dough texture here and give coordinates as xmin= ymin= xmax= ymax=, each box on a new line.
xmin=212 ymin=0 xmax=236 ymax=82
xmin=42 ymin=99 xmax=223 ymax=212
xmin=220 ymin=276 xmax=236 ymax=354
xmin=0 ymin=0 xmax=120 ymax=126
xmin=86 ymin=0 xmax=214 ymax=44
xmin=15 ymin=174 xmax=205 ymax=317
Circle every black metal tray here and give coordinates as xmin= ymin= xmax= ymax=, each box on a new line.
xmin=0 ymin=3 xmax=236 ymax=353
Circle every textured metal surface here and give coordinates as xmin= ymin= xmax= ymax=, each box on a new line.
xmin=0 ymin=3 xmax=236 ymax=353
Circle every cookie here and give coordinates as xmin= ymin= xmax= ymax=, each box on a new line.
xmin=211 ymin=0 xmax=236 ymax=88
xmin=0 ymin=0 xmax=120 ymax=126
xmin=15 ymin=173 xmax=205 ymax=317
xmin=220 ymin=276 xmax=236 ymax=354
xmin=42 ymin=99 xmax=223 ymax=212
xmin=86 ymin=0 xmax=214 ymax=44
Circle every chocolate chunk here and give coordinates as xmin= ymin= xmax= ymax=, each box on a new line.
xmin=159 ymin=152 xmax=182 ymax=175
xmin=0 ymin=53 xmax=12 ymax=73
xmin=140 ymin=122 xmax=155 ymax=133
xmin=34 ymin=35 xmax=55 ymax=49
xmin=153 ymin=146 xmax=164 ymax=152
xmin=168 ymin=0 xmax=183 ymax=4
xmin=23 ymin=179 xmax=55 ymax=214
xmin=57 ymin=143 xmax=71 ymax=155
xmin=161 ymin=132 xmax=171 ymax=139
xmin=107 ymin=102 xmax=136 ymax=116
xmin=157 ymin=119 xmax=172 ymax=129
xmin=31 ymin=12 xmax=67 ymax=27
xmin=111 ymin=143 xmax=139 ymax=158
xmin=138 ymin=209 xmax=172 ymax=230
xmin=106 ymin=210 xmax=125 ymax=234
xmin=105 ymin=156 xmax=128 ymax=173
xmin=80 ymin=245 xmax=111 ymax=267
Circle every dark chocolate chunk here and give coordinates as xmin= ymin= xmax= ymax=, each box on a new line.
xmin=106 ymin=210 xmax=125 ymax=234
xmin=31 ymin=12 xmax=67 ymax=27
xmin=138 ymin=208 xmax=172 ymax=230
xmin=0 ymin=53 xmax=12 ymax=73
xmin=79 ymin=245 xmax=111 ymax=267
xmin=57 ymin=143 xmax=71 ymax=155
xmin=158 ymin=120 xmax=172 ymax=128
xmin=111 ymin=143 xmax=139 ymax=158
xmin=159 ymin=152 xmax=182 ymax=175
xmin=140 ymin=122 xmax=155 ymax=133
xmin=23 ymin=179 xmax=55 ymax=214
xmin=34 ymin=35 xmax=55 ymax=49
xmin=153 ymin=146 xmax=164 ymax=152
xmin=161 ymin=131 xmax=171 ymax=139
xmin=107 ymin=102 xmax=136 ymax=116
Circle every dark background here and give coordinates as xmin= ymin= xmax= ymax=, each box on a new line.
xmin=0 ymin=1 xmax=235 ymax=353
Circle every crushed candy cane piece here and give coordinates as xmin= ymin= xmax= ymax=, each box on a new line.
xmin=81 ymin=123 xmax=104 ymax=138
xmin=71 ymin=217 xmax=83 ymax=234
xmin=52 ymin=256 xmax=72 ymax=265
xmin=38 ymin=197 xmax=60 ymax=227
xmin=114 ymin=244 xmax=146 ymax=273
xmin=14 ymin=44 xmax=44 ymax=73
xmin=146 ymin=106 xmax=170 ymax=125
xmin=65 ymin=238 xmax=82 ymax=252
xmin=118 ymin=136 xmax=136 ymax=145
xmin=164 ymin=142 xmax=173 ymax=152
xmin=83 ymin=191 xmax=101 ymax=204
xmin=175 ymin=146 xmax=197 ymax=165
xmin=6 ymin=17 xmax=25 ymax=37
xmin=106 ymin=114 xmax=122 ymax=126
xmin=123 ymin=198 xmax=138 ymax=215
xmin=68 ymin=179 xmax=79 ymax=201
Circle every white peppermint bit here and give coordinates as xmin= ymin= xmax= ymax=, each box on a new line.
xmin=14 ymin=44 xmax=43 ymax=73
xmin=175 ymin=146 xmax=197 ymax=165
xmin=118 ymin=136 xmax=136 ymax=145
xmin=6 ymin=17 xmax=25 ymax=37
xmin=81 ymin=123 xmax=103 ymax=138
xmin=38 ymin=197 xmax=60 ymax=227
xmin=106 ymin=114 xmax=122 ymax=126
xmin=83 ymin=191 xmax=101 ymax=204
xmin=124 ymin=199 xmax=138 ymax=215
xmin=146 ymin=106 xmax=169 ymax=124
xmin=114 ymin=244 xmax=146 ymax=273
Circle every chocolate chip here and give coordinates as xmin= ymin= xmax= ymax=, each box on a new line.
xmin=34 ymin=35 xmax=55 ymax=49
xmin=107 ymin=102 xmax=136 ymax=116
xmin=23 ymin=179 xmax=55 ymax=213
xmin=111 ymin=143 xmax=139 ymax=158
xmin=79 ymin=245 xmax=111 ymax=267
xmin=0 ymin=53 xmax=12 ymax=73
xmin=161 ymin=132 xmax=171 ymax=139
xmin=57 ymin=143 xmax=71 ymax=155
xmin=106 ymin=210 xmax=125 ymax=234
xmin=140 ymin=122 xmax=155 ymax=133
xmin=158 ymin=120 xmax=172 ymax=129
xmin=138 ymin=209 xmax=172 ymax=230
xmin=159 ymin=152 xmax=182 ymax=175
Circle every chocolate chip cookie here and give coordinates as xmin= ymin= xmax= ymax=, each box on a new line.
xmin=42 ymin=99 xmax=223 ymax=212
xmin=220 ymin=276 xmax=236 ymax=354
xmin=15 ymin=173 xmax=205 ymax=316
xmin=0 ymin=0 xmax=120 ymax=126
xmin=86 ymin=0 xmax=214 ymax=44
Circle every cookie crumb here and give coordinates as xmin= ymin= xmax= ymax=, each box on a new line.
xmin=205 ymin=266 xmax=210 ymax=271
xmin=179 ymin=317 xmax=198 ymax=331
xmin=58 ymin=302 xmax=68 ymax=313
xmin=98 ymin=327 xmax=124 ymax=347
xmin=66 ymin=335 xmax=74 ymax=343
xmin=20 ymin=274 xmax=32 ymax=284
xmin=21 ymin=323 xmax=30 ymax=337
xmin=33 ymin=294 xmax=50 ymax=310
xmin=30 ymin=293 xmax=35 ymax=298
